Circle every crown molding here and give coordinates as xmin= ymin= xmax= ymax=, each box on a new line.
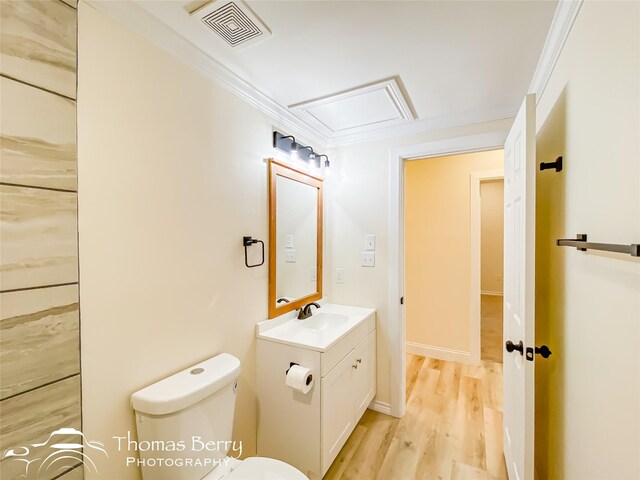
xmin=528 ymin=0 xmax=583 ymax=102
xmin=85 ymin=0 xmax=329 ymax=147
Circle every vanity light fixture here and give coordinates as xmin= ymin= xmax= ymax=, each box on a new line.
xmin=319 ymin=154 xmax=330 ymax=172
xmin=301 ymin=146 xmax=321 ymax=169
xmin=303 ymin=146 xmax=316 ymax=161
xmin=272 ymin=131 xmax=329 ymax=169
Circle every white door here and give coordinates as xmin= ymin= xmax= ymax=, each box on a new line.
xmin=503 ymin=93 xmax=536 ymax=480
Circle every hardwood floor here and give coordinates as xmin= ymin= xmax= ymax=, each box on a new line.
xmin=481 ymin=295 xmax=504 ymax=363
xmin=324 ymin=354 xmax=507 ymax=480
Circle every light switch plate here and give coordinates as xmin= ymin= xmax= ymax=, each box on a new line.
xmin=361 ymin=252 xmax=375 ymax=267
xmin=336 ymin=268 xmax=344 ymax=284
xmin=311 ymin=267 xmax=317 ymax=282
xmin=365 ymin=234 xmax=375 ymax=251
xmin=285 ymin=234 xmax=294 ymax=249
xmin=285 ymin=249 xmax=296 ymax=262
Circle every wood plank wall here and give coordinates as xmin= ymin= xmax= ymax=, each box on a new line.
xmin=1 ymin=1 xmax=82 ymax=479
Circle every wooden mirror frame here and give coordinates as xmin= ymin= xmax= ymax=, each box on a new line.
xmin=268 ymin=159 xmax=323 ymax=319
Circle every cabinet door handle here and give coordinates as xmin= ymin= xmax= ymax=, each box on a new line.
xmin=352 ymin=364 xmax=358 ymax=369
xmin=356 ymin=358 xmax=362 ymax=364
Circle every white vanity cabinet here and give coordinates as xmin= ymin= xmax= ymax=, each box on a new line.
xmin=321 ymin=330 xmax=376 ymax=474
xmin=256 ymin=305 xmax=376 ymax=479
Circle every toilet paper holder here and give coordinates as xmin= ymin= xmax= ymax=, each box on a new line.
xmin=286 ymin=362 xmax=313 ymax=385
xmin=285 ymin=362 xmax=298 ymax=375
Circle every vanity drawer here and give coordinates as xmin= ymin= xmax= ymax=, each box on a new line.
xmin=320 ymin=313 xmax=375 ymax=377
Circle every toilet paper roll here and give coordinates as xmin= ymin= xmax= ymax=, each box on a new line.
xmin=285 ymin=365 xmax=314 ymax=394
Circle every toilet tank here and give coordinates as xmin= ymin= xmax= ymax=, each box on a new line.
xmin=131 ymin=353 xmax=241 ymax=480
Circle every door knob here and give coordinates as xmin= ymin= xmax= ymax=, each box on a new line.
xmin=505 ymin=340 xmax=524 ymax=355
xmin=526 ymin=345 xmax=552 ymax=361
xmin=535 ymin=345 xmax=552 ymax=358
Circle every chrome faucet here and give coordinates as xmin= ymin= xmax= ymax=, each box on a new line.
xmin=297 ymin=302 xmax=321 ymax=320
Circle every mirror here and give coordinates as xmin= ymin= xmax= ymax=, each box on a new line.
xmin=268 ymin=159 xmax=323 ymax=318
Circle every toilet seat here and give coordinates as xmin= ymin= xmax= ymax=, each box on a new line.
xmin=225 ymin=457 xmax=307 ymax=480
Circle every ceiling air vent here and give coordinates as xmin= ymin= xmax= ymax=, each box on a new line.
xmin=193 ymin=0 xmax=271 ymax=48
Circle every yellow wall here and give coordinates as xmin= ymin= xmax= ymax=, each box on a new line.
xmin=404 ymin=150 xmax=503 ymax=352
xmin=480 ymin=180 xmax=504 ymax=294
xmin=534 ymin=1 xmax=640 ymax=478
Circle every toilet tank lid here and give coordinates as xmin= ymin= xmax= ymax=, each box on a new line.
xmin=131 ymin=353 xmax=241 ymax=416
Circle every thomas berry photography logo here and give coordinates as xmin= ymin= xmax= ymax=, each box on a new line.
xmin=3 ymin=428 xmax=108 ymax=479
xmin=113 ymin=431 xmax=243 ymax=469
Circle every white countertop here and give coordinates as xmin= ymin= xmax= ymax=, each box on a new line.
xmin=256 ymin=303 xmax=376 ymax=352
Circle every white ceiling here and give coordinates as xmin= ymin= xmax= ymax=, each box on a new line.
xmin=129 ymin=0 xmax=558 ymax=146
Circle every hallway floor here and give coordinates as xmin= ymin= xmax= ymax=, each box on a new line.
xmin=324 ymin=354 xmax=507 ymax=480
xmin=481 ymin=294 xmax=504 ymax=363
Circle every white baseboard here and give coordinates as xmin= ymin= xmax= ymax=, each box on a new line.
xmin=368 ymin=400 xmax=392 ymax=416
xmin=406 ymin=342 xmax=472 ymax=364
xmin=481 ymin=290 xmax=503 ymax=296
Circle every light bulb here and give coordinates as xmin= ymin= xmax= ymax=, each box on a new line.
xmin=324 ymin=158 xmax=331 ymax=176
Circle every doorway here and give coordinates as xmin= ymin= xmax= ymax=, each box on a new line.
xmin=403 ymin=151 xmax=503 ymax=367
xmin=479 ymin=179 xmax=505 ymax=363
xmin=385 ymin=147 xmax=508 ymax=478
xmin=388 ymin=130 xmax=507 ymax=418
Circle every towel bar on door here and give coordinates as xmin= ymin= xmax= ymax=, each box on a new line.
xmin=556 ymin=234 xmax=639 ymax=257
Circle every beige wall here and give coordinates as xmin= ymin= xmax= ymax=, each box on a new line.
xmin=480 ymin=180 xmax=504 ymax=294
xmin=77 ymin=4 xmax=322 ymax=479
xmin=534 ymin=1 xmax=640 ymax=478
xmin=327 ymin=117 xmax=513 ymax=404
xmin=404 ymin=151 xmax=503 ymax=352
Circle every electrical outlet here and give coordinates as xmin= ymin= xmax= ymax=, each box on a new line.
xmin=284 ymin=249 xmax=296 ymax=262
xmin=336 ymin=268 xmax=344 ymax=284
xmin=311 ymin=267 xmax=317 ymax=282
xmin=285 ymin=234 xmax=294 ymax=249
xmin=365 ymin=234 xmax=376 ymax=251
xmin=361 ymin=252 xmax=375 ymax=267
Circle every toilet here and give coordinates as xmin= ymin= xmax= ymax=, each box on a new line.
xmin=131 ymin=353 xmax=307 ymax=480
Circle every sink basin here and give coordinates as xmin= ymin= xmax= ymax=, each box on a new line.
xmin=257 ymin=303 xmax=376 ymax=352
xmin=300 ymin=313 xmax=349 ymax=331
